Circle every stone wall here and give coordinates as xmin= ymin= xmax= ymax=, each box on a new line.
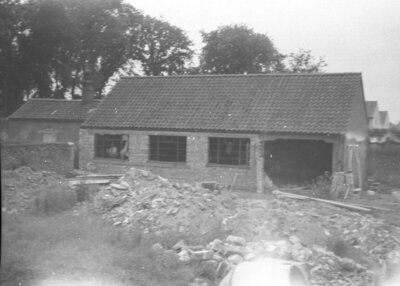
xmin=1 ymin=142 xmax=75 ymax=174
xmin=79 ymin=129 xmax=259 ymax=191
xmin=368 ymin=142 xmax=400 ymax=186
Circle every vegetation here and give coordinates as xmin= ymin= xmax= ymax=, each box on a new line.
xmin=136 ymin=16 xmax=193 ymax=76
xmin=1 ymin=212 xmax=200 ymax=286
xmin=0 ymin=1 xmax=327 ymax=117
xmin=0 ymin=0 xmax=194 ymax=116
xmin=200 ymin=24 xmax=276 ymax=74
xmin=200 ymin=25 xmax=326 ymax=74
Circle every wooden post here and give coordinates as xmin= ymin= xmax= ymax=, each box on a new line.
xmin=355 ymin=146 xmax=363 ymax=190
xmin=255 ymin=138 xmax=264 ymax=194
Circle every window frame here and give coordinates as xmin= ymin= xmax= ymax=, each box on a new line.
xmin=208 ymin=137 xmax=250 ymax=166
xmin=148 ymin=135 xmax=187 ymax=163
xmin=94 ymin=134 xmax=129 ymax=160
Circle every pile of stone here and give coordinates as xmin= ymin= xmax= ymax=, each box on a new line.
xmin=92 ymin=168 xmax=400 ymax=285
xmin=93 ymin=168 xmax=238 ymax=234
xmin=1 ymin=166 xmax=68 ymax=213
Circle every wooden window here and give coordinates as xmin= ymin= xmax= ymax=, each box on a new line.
xmin=208 ymin=137 xmax=250 ymax=166
xmin=95 ymin=134 xmax=129 ymax=160
xmin=149 ymin=135 xmax=186 ymax=162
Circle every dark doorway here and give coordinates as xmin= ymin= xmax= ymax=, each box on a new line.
xmin=264 ymin=139 xmax=333 ymax=185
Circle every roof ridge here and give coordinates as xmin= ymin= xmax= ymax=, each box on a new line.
xmin=121 ymin=72 xmax=362 ymax=79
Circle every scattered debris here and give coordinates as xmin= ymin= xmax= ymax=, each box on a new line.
xmin=168 ymin=234 xmax=378 ymax=286
xmin=272 ymin=190 xmax=372 ymax=212
xmin=3 ymin=166 xmax=400 ymax=286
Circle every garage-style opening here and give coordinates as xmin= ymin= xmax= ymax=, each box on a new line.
xmin=264 ymin=139 xmax=333 ymax=185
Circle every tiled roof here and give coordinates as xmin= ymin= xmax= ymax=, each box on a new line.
xmin=366 ymin=101 xmax=378 ymax=117
xmin=379 ymin=111 xmax=388 ymax=125
xmin=82 ymin=73 xmax=364 ymax=134
xmin=9 ymin=99 xmax=100 ymax=122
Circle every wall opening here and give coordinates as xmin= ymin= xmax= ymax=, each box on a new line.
xmin=264 ymin=139 xmax=333 ymax=185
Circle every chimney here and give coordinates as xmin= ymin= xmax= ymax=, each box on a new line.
xmin=82 ymin=62 xmax=96 ymax=103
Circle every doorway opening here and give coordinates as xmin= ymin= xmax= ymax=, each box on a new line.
xmin=264 ymin=139 xmax=333 ymax=185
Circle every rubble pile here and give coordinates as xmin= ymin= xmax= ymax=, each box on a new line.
xmin=93 ymin=168 xmax=239 ymax=234
xmin=165 ymin=235 xmax=376 ymax=286
xmin=1 ymin=166 xmax=68 ymax=213
xmin=92 ymin=168 xmax=400 ymax=285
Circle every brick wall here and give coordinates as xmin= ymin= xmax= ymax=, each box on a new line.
xmin=1 ymin=142 xmax=75 ymax=174
xmin=79 ymin=129 xmax=259 ymax=191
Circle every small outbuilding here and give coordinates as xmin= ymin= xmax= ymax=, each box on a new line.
xmin=79 ymin=73 xmax=369 ymax=192
xmin=6 ymin=98 xmax=100 ymax=145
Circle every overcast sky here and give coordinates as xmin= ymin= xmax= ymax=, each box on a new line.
xmin=128 ymin=0 xmax=400 ymax=123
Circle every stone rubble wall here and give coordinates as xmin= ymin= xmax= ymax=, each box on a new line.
xmin=1 ymin=142 xmax=75 ymax=174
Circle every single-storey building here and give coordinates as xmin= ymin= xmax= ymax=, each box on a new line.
xmin=366 ymin=101 xmax=391 ymax=131
xmin=6 ymin=99 xmax=100 ymax=145
xmin=79 ymin=73 xmax=369 ymax=192
xmin=379 ymin=111 xmax=390 ymax=130
xmin=366 ymin=101 xmax=380 ymax=130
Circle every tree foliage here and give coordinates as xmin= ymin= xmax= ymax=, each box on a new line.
xmin=1 ymin=1 xmax=327 ymax=118
xmin=136 ymin=16 xmax=193 ymax=76
xmin=200 ymin=25 xmax=276 ymax=74
xmin=20 ymin=0 xmax=142 ymax=99
xmin=0 ymin=0 xmax=31 ymax=115
xmin=284 ymin=49 xmax=326 ymax=73
xmin=200 ymin=25 xmax=326 ymax=75
xmin=0 ymin=0 xmax=193 ymax=116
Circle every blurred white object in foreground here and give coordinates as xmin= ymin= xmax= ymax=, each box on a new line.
xmin=220 ymin=258 xmax=309 ymax=286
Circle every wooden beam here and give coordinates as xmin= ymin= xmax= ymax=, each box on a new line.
xmin=272 ymin=190 xmax=372 ymax=212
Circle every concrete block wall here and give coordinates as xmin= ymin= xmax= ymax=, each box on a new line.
xmin=79 ymin=129 xmax=259 ymax=191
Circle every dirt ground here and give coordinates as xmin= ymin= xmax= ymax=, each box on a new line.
xmin=2 ymin=166 xmax=400 ymax=286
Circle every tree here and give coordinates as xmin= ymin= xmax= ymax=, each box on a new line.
xmin=135 ymin=16 xmax=193 ymax=76
xmin=283 ymin=49 xmax=326 ymax=73
xmin=1 ymin=0 xmax=195 ymax=113
xmin=200 ymin=25 xmax=276 ymax=74
xmin=0 ymin=0 xmax=34 ymax=116
xmin=24 ymin=0 xmax=143 ymax=98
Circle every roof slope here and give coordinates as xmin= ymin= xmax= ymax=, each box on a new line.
xmin=82 ymin=73 xmax=364 ymax=134
xmin=366 ymin=101 xmax=378 ymax=117
xmin=9 ymin=99 xmax=100 ymax=122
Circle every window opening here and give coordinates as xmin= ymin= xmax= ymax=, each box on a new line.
xmin=149 ymin=135 xmax=186 ymax=162
xmin=209 ymin=137 xmax=250 ymax=166
xmin=95 ymin=134 xmax=129 ymax=160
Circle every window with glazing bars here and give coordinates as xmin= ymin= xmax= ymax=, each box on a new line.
xmin=149 ymin=135 xmax=186 ymax=162
xmin=208 ymin=137 xmax=250 ymax=166
xmin=95 ymin=134 xmax=129 ymax=160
